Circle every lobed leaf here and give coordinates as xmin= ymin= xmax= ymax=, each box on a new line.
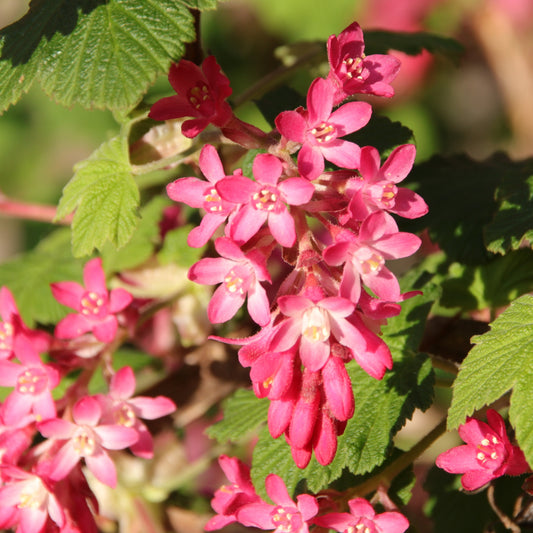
xmin=447 ymin=295 xmax=533 ymax=466
xmin=57 ymin=136 xmax=140 ymax=257
xmin=0 ymin=0 xmax=218 ymax=113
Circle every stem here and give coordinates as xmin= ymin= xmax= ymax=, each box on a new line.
xmin=0 ymin=193 xmax=71 ymax=225
xmin=429 ymin=353 xmax=459 ymax=376
xmin=346 ymin=418 xmax=448 ymax=500
xmin=487 ymin=484 xmax=521 ymax=533
xmin=130 ymin=146 xmax=198 ymax=175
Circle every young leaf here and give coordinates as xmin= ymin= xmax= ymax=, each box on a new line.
xmin=0 ymin=0 xmax=218 ymax=113
xmin=447 ymin=295 xmax=533 ymax=466
xmin=206 ymin=389 xmax=269 ymax=443
xmin=0 ymin=229 xmax=84 ymax=327
xmin=56 ymin=136 xmax=140 ymax=257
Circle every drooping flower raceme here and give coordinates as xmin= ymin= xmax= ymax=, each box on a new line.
xmin=435 ymin=409 xmax=530 ymax=491
xmin=313 ymin=497 xmax=409 ymax=533
xmin=51 ymin=258 xmax=132 ymax=344
xmin=276 ymin=77 xmax=372 ymax=180
xmin=216 ymin=153 xmax=315 ymax=247
xmin=148 ymin=55 xmax=233 ymax=138
xmin=166 ymin=144 xmax=240 ymax=248
xmin=327 ymin=21 xmax=401 ymax=104
xmin=188 ymin=237 xmax=272 ymax=326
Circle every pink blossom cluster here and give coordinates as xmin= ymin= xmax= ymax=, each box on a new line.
xmin=205 ymin=455 xmax=409 ymax=533
xmin=154 ymin=21 xmax=428 ymax=468
xmin=0 ymin=258 xmax=176 ymax=533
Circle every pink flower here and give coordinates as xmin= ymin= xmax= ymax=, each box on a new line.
xmin=0 ymin=338 xmax=59 ymax=425
xmin=323 ymin=212 xmax=421 ymax=304
xmin=38 ymin=396 xmax=138 ymax=488
xmin=0 ymin=287 xmax=50 ymax=361
xmin=189 ymin=237 xmax=271 ymax=326
xmin=435 ymin=409 xmax=530 ymax=491
xmin=0 ymin=466 xmax=65 ymax=533
xmin=314 ymin=497 xmax=409 ymax=533
xmin=166 ymin=144 xmax=240 ymax=248
xmin=346 ymin=144 xmax=428 ymax=221
xmin=51 ymin=258 xmax=132 ymax=343
xmin=148 ymin=56 xmax=233 ymax=138
xmin=327 ymin=21 xmax=401 ymax=104
xmin=205 ymin=455 xmax=261 ymax=531
xmin=96 ymin=366 xmax=176 ymax=459
xmin=216 ymin=153 xmax=314 ymax=246
xmin=276 ymin=77 xmax=371 ymax=180
xmin=236 ymin=473 xmax=318 ymax=533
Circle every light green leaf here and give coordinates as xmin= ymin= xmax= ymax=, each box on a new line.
xmin=0 ymin=0 xmax=218 ymax=113
xmin=207 ymin=389 xmax=269 ymax=443
xmin=57 ymin=136 xmax=140 ymax=257
xmin=158 ymin=225 xmax=207 ymax=268
xmin=447 ymin=295 xmax=533 ymax=466
xmin=0 ymin=228 xmax=84 ymax=326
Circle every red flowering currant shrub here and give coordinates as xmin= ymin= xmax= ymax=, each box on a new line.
xmin=0 ymin=2 xmax=532 ymax=532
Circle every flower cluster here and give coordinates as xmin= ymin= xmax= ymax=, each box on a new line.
xmin=155 ymin=21 xmax=427 ymax=467
xmin=0 ymin=258 xmax=176 ymax=533
xmin=205 ymin=455 xmax=409 ymax=533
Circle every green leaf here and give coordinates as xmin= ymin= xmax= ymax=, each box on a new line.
xmin=364 ymin=30 xmax=464 ymax=61
xmin=101 ymin=196 xmax=170 ymax=273
xmin=254 ymin=86 xmax=305 ymax=129
xmin=439 ymin=250 xmax=533 ymax=311
xmin=347 ymin=114 xmax=414 ymax=157
xmin=158 ymin=225 xmax=207 ymax=268
xmin=206 ymin=389 xmax=269 ymax=443
xmin=403 ymin=154 xmax=506 ymax=265
xmin=485 ymin=173 xmax=533 ymax=255
xmin=447 ymin=295 xmax=533 ymax=466
xmin=0 ymin=228 xmax=84 ymax=326
xmin=424 ymin=466 xmax=524 ymax=533
xmin=57 ymin=136 xmax=140 ymax=257
xmin=0 ymin=0 xmax=219 ymax=113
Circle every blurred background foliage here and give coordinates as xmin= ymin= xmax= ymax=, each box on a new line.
xmin=1 ymin=0 xmax=533 ymax=257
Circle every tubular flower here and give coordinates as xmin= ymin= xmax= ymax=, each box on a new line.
xmin=51 ymin=258 xmax=132 ymax=343
xmin=148 ymin=55 xmax=233 ymax=138
xmin=276 ymin=77 xmax=371 ymax=180
xmin=166 ymin=144 xmax=240 ymax=248
xmin=436 ymin=409 xmax=530 ymax=491
xmin=189 ymin=237 xmax=271 ymax=326
xmin=314 ymin=497 xmax=409 ymax=533
xmin=327 ymin=21 xmax=401 ymax=104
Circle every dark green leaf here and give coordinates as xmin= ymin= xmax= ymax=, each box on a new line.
xmin=254 ymin=86 xmax=305 ymax=128
xmin=56 ymin=136 xmax=140 ymax=257
xmin=364 ymin=30 xmax=464 ymax=61
xmin=485 ymin=172 xmax=533 ymax=255
xmin=207 ymin=389 xmax=269 ymax=443
xmin=447 ymin=295 xmax=533 ymax=466
xmin=0 ymin=0 xmax=218 ymax=113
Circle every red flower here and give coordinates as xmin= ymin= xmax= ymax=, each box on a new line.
xmin=436 ymin=409 xmax=530 ymax=491
xmin=149 ymin=56 xmax=233 ymax=138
